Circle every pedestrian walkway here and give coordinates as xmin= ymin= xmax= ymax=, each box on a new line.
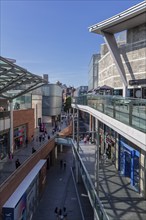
xmin=0 ymin=118 xmax=93 ymax=220
xmin=32 ymin=145 xmax=91 ymax=220
xmin=0 ymin=121 xmax=66 ymax=185
xmin=79 ymin=141 xmax=146 ymax=220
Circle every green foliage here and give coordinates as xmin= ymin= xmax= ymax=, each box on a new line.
xmin=64 ymin=96 xmax=71 ymax=112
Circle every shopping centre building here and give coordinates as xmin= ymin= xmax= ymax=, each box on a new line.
xmin=72 ymin=1 xmax=146 ymax=198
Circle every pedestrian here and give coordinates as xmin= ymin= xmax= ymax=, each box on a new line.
xmin=59 ymin=209 xmax=63 ymax=220
xmin=54 ymin=207 xmax=59 ymax=220
xmin=36 ymin=136 xmax=38 ymax=142
xmin=15 ymin=158 xmax=21 ymax=169
xmin=9 ymin=151 xmax=13 ymax=160
xmin=48 ymin=134 xmax=50 ymax=140
xmin=60 ymin=159 xmax=63 ymax=169
xmin=25 ymin=137 xmax=28 ymax=147
xmin=31 ymin=135 xmax=34 ymax=142
xmin=39 ymin=135 xmax=42 ymax=144
xmin=63 ymin=160 xmax=66 ymax=170
xmin=32 ymin=147 xmax=36 ymax=154
xmin=63 ymin=207 xmax=67 ymax=220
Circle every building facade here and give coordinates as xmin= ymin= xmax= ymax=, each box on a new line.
xmin=88 ymin=54 xmax=100 ymax=91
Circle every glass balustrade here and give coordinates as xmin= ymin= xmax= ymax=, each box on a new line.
xmin=72 ymin=95 xmax=146 ymax=133
xmin=72 ymin=140 xmax=109 ymax=220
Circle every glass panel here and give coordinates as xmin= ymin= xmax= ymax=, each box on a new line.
xmin=73 ymin=95 xmax=146 ymax=132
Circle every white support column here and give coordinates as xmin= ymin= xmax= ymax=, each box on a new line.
xmin=122 ymin=84 xmax=128 ymax=97
xmin=60 ymin=144 xmax=63 ymax=152
xmin=9 ymin=100 xmax=14 ymax=154
xmin=72 ymin=108 xmax=75 ymax=141
xmin=95 ymin=118 xmax=99 ymax=195
xmin=102 ymin=31 xmax=128 ymax=97
xmin=92 ymin=116 xmax=95 ymax=141
xmin=77 ymin=109 xmax=79 ymax=151
xmin=75 ymin=157 xmax=79 ymax=183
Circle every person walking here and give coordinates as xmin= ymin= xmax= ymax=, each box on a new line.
xmin=32 ymin=146 xmax=36 ymax=154
xmin=39 ymin=135 xmax=42 ymax=144
xmin=25 ymin=137 xmax=28 ymax=147
xmin=59 ymin=209 xmax=63 ymax=220
xmin=63 ymin=160 xmax=66 ymax=170
xmin=60 ymin=159 xmax=63 ymax=169
xmin=15 ymin=158 xmax=21 ymax=169
xmin=54 ymin=207 xmax=59 ymax=220
xmin=63 ymin=207 xmax=68 ymax=220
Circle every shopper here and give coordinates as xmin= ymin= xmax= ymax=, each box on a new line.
xmin=59 ymin=209 xmax=63 ymax=220
xmin=63 ymin=160 xmax=66 ymax=170
xmin=54 ymin=207 xmax=59 ymax=220
xmin=63 ymin=207 xmax=68 ymax=220
xmin=60 ymin=159 xmax=63 ymax=169
xmin=32 ymin=147 xmax=36 ymax=154
xmin=15 ymin=159 xmax=21 ymax=169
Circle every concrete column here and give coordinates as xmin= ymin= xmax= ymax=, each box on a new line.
xmin=60 ymin=144 xmax=63 ymax=152
xmin=144 ymin=151 xmax=146 ymax=199
xmin=55 ymin=145 xmax=58 ymax=159
xmin=89 ymin=114 xmax=92 ymax=131
xmin=72 ymin=108 xmax=75 ymax=141
xmin=77 ymin=109 xmax=79 ymax=151
xmin=115 ymin=133 xmax=119 ymax=170
xmin=95 ymin=118 xmax=99 ymax=195
xmin=75 ymin=157 xmax=79 ymax=183
xmin=102 ymin=31 xmax=128 ymax=97
xmin=92 ymin=116 xmax=95 ymax=141
xmin=9 ymin=100 xmax=14 ymax=154
xmin=123 ymin=84 xmax=128 ymax=98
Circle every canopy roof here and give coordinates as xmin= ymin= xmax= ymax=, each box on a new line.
xmin=89 ymin=1 xmax=146 ymax=34
xmin=0 ymin=56 xmax=47 ymax=100
xmin=95 ymin=85 xmax=114 ymax=91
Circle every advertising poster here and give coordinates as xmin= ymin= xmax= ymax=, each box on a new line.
xmin=26 ymin=177 xmax=38 ymax=220
xmin=14 ymin=193 xmax=27 ymax=220
xmin=2 ymin=207 xmax=14 ymax=220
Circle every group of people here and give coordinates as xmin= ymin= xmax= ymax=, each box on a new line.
xmin=54 ymin=207 xmax=67 ymax=220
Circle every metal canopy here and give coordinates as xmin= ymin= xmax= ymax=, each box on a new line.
xmin=89 ymin=1 xmax=146 ymax=34
xmin=0 ymin=56 xmax=47 ymax=100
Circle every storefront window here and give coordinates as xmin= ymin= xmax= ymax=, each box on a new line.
xmin=119 ymin=139 xmax=140 ymax=192
xmin=14 ymin=125 xmax=26 ymax=150
xmin=0 ymin=133 xmax=9 ymax=160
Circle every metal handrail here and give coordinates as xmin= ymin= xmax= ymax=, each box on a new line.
xmin=71 ymin=139 xmax=109 ymax=220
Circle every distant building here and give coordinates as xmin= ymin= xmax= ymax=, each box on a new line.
xmin=89 ymin=4 xmax=146 ymax=98
xmin=88 ymin=54 xmax=100 ymax=91
xmin=74 ymin=86 xmax=88 ymax=97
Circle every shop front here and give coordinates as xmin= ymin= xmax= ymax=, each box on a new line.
xmin=119 ymin=140 xmax=140 ymax=192
xmin=14 ymin=125 xmax=27 ymax=151
xmin=0 ymin=131 xmax=9 ymax=160
xmin=104 ymin=126 xmax=116 ymax=163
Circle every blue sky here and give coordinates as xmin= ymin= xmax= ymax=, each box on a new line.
xmin=1 ymin=0 xmax=143 ymax=88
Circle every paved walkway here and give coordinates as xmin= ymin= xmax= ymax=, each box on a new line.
xmin=79 ymin=142 xmax=146 ymax=220
xmin=2 ymin=122 xmax=146 ymax=220
xmin=32 ymin=145 xmax=87 ymax=220
xmin=0 ymin=122 xmax=93 ymax=220
xmin=0 ymin=122 xmax=64 ymax=185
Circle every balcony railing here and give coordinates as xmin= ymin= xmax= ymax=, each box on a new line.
xmin=0 ymin=111 xmax=10 ymax=119
xmin=72 ymin=95 xmax=146 ymax=133
xmin=71 ymin=139 xmax=109 ymax=220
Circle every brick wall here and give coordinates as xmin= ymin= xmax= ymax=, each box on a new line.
xmin=0 ymin=138 xmax=55 ymax=219
xmin=13 ymin=108 xmax=35 ymax=142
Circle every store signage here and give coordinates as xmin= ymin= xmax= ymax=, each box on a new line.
xmin=129 ymin=79 xmax=146 ymax=85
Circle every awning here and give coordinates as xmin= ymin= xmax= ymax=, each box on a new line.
xmin=0 ymin=56 xmax=47 ymax=100
xmin=99 ymin=85 xmax=114 ymax=90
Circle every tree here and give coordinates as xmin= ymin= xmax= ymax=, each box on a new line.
xmin=64 ymin=96 xmax=71 ymax=113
